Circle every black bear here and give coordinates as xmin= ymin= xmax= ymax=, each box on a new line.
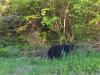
xmin=47 ymin=44 xmax=74 ymax=59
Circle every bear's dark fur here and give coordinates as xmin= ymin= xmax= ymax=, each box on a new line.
xmin=47 ymin=44 xmax=74 ymax=59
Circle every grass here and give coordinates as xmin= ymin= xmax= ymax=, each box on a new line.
xmin=0 ymin=47 xmax=100 ymax=75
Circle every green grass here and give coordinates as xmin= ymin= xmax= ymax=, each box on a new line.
xmin=0 ymin=47 xmax=100 ymax=75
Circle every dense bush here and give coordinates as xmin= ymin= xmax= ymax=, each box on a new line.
xmin=0 ymin=0 xmax=100 ymax=46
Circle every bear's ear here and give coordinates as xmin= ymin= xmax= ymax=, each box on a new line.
xmin=64 ymin=44 xmax=74 ymax=51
